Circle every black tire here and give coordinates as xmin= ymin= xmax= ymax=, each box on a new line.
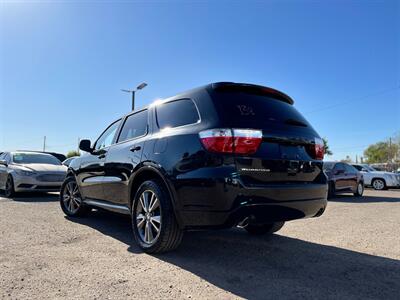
xmin=60 ymin=177 xmax=90 ymax=217
xmin=354 ymin=182 xmax=364 ymax=197
xmin=328 ymin=181 xmax=336 ymax=199
xmin=372 ymin=178 xmax=386 ymax=191
xmin=131 ymin=179 xmax=183 ymax=253
xmin=4 ymin=175 xmax=15 ymax=198
xmin=245 ymin=221 xmax=285 ymax=235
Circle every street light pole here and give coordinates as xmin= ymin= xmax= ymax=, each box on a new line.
xmin=121 ymin=82 xmax=147 ymax=111
xmin=131 ymin=90 xmax=135 ymax=111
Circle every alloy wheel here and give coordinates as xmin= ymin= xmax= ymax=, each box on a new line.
xmin=373 ymin=179 xmax=384 ymax=190
xmin=357 ymin=183 xmax=363 ymax=195
xmin=5 ymin=177 xmax=13 ymax=197
xmin=135 ymin=190 xmax=161 ymax=244
xmin=62 ymin=181 xmax=82 ymax=214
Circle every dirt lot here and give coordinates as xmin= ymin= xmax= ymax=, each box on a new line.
xmin=1 ymin=189 xmax=399 ymax=300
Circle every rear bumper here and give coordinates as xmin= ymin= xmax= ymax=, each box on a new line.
xmin=176 ymin=181 xmax=328 ymax=229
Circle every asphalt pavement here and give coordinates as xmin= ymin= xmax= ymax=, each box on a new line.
xmin=1 ymin=189 xmax=399 ymax=299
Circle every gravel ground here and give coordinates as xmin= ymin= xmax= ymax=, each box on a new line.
xmin=1 ymin=189 xmax=399 ymax=299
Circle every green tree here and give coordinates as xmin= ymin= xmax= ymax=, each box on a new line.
xmin=66 ymin=150 xmax=80 ymax=158
xmin=363 ymin=141 xmax=399 ymax=163
xmin=323 ymin=138 xmax=333 ymax=156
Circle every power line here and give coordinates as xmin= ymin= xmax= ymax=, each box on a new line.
xmin=331 ymin=144 xmax=370 ymax=151
xmin=46 ymin=142 xmax=78 ymax=149
xmin=305 ymin=86 xmax=400 ymax=114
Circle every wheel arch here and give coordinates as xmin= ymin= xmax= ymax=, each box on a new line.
xmin=128 ymin=163 xmax=184 ymax=228
xmin=371 ymin=177 xmax=386 ymax=184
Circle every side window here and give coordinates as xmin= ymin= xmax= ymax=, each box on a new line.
xmin=94 ymin=120 xmax=121 ymax=150
xmin=334 ymin=163 xmax=345 ymax=172
xmin=118 ymin=110 xmax=148 ymax=143
xmin=156 ymin=99 xmax=200 ymax=129
xmin=345 ymin=164 xmax=356 ymax=173
xmin=353 ymin=165 xmax=362 ymax=171
xmin=5 ymin=153 xmax=11 ymax=163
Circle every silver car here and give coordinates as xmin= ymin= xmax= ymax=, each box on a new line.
xmin=352 ymin=164 xmax=400 ymax=190
xmin=0 ymin=151 xmax=67 ymax=197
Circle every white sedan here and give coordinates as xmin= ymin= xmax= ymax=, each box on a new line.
xmin=0 ymin=151 xmax=67 ymax=197
xmin=352 ymin=164 xmax=400 ymax=190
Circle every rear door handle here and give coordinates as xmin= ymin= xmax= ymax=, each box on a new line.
xmin=130 ymin=145 xmax=141 ymax=152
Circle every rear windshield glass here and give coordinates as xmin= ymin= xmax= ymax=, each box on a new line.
xmin=323 ymin=162 xmax=335 ymax=170
xmin=211 ymin=91 xmax=310 ymax=128
xmin=12 ymin=153 xmax=61 ymax=165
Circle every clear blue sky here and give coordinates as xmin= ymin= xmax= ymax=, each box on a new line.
xmin=1 ymin=1 xmax=399 ymax=161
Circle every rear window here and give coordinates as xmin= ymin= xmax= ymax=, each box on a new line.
xmin=156 ymin=99 xmax=200 ymax=129
xmin=211 ymin=91 xmax=310 ymax=128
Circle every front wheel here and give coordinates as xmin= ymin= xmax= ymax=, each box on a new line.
xmin=4 ymin=175 xmax=15 ymax=198
xmin=244 ymin=222 xmax=285 ymax=235
xmin=131 ymin=179 xmax=183 ymax=253
xmin=354 ymin=182 xmax=364 ymax=197
xmin=328 ymin=181 xmax=336 ymax=199
xmin=60 ymin=177 xmax=90 ymax=217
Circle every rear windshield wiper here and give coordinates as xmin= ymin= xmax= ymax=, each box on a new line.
xmin=284 ymin=118 xmax=308 ymax=127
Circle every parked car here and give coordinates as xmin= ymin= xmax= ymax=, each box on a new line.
xmin=17 ymin=150 xmax=67 ymax=162
xmin=352 ymin=164 xmax=400 ymax=190
xmin=323 ymin=162 xmax=364 ymax=198
xmin=0 ymin=151 xmax=67 ymax=197
xmin=60 ymin=82 xmax=328 ymax=253
xmin=62 ymin=156 xmax=78 ymax=167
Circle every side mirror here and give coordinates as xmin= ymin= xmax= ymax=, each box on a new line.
xmin=79 ymin=139 xmax=92 ymax=153
xmin=0 ymin=159 xmax=8 ymax=167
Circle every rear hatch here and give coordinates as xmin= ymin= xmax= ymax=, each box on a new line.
xmin=208 ymin=83 xmax=324 ymax=186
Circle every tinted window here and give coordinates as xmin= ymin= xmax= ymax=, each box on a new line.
xmin=352 ymin=165 xmax=362 ymax=171
xmin=118 ymin=110 xmax=148 ymax=142
xmin=12 ymin=153 xmax=61 ymax=165
xmin=156 ymin=99 xmax=199 ymax=129
xmin=344 ymin=164 xmax=357 ymax=173
xmin=95 ymin=120 xmax=121 ymax=150
xmin=334 ymin=163 xmax=345 ymax=172
xmin=211 ymin=90 xmax=310 ymax=128
xmin=323 ymin=162 xmax=335 ymax=170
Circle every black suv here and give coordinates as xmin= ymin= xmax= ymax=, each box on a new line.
xmin=60 ymin=82 xmax=328 ymax=253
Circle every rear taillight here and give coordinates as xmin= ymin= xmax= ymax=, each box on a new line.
xmin=311 ymin=137 xmax=324 ymax=160
xmin=233 ymin=129 xmax=263 ymax=154
xmin=199 ymin=128 xmax=262 ymax=154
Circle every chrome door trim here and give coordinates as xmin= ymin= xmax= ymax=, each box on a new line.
xmin=83 ymin=199 xmax=130 ymax=215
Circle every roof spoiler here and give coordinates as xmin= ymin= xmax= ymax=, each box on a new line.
xmin=211 ymin=82 xmax=294 ymax=105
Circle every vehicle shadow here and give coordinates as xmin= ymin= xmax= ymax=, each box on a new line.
xmin=329 ymin=194 xmax=400 ymax=203
xmin=68 ymin=210 xmax=400 ymax=300
xmin=0 ymin=191 xmax=59 ymax=202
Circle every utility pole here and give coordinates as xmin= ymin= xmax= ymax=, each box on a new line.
xmin=43 ymin=136 xmax=46 ymax=152
xmin=121 ymin=82 xmax=148 ymax=111
xmin=389 ymin=138 xmax=392 ymax=163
